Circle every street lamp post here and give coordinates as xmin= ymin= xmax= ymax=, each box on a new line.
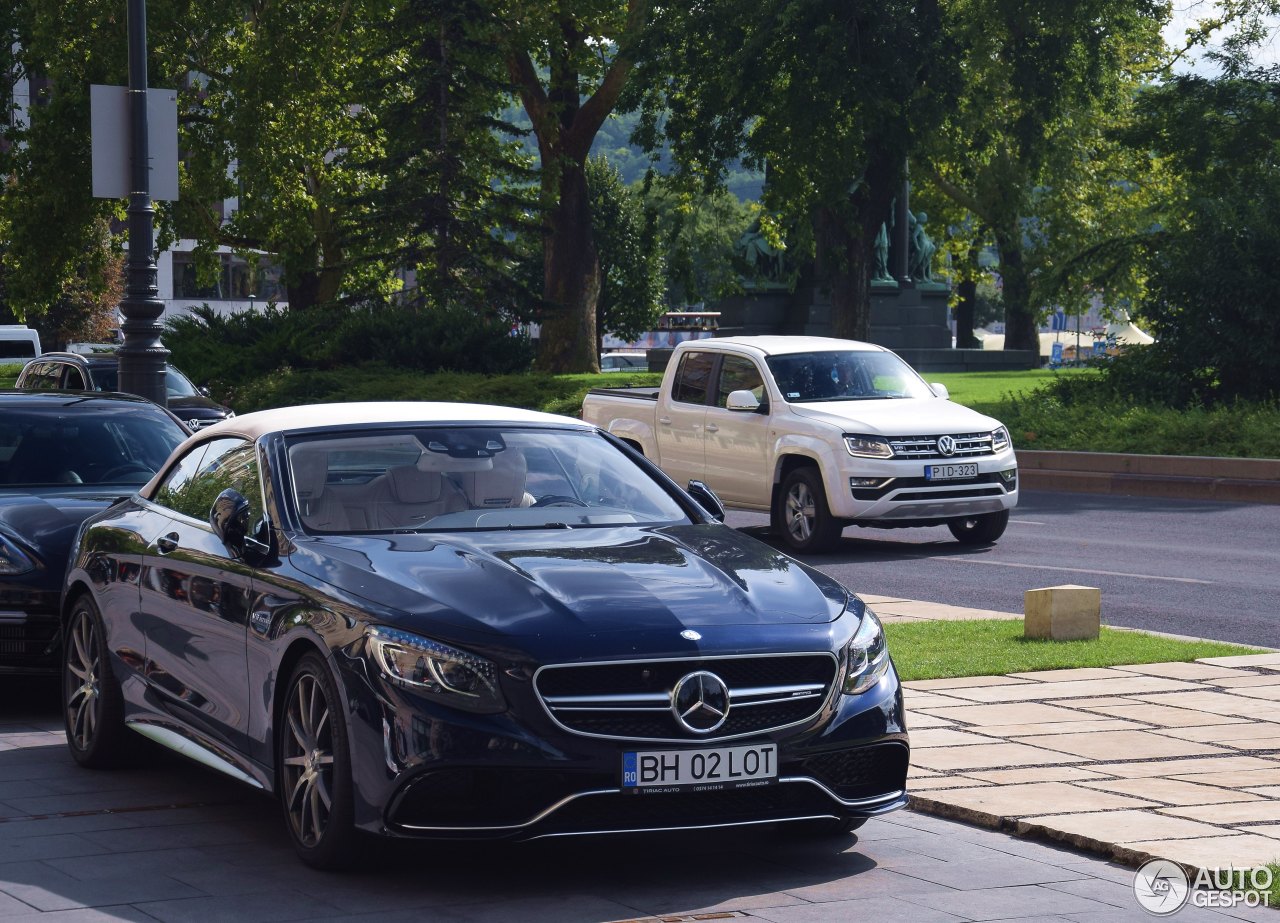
xmin=116 ymin=0 xmax=169 ymax=406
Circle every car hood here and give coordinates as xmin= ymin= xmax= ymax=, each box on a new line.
xmin=0 ymin=491 xmax=120 ymax=568
xmin=167 ymin=395 xmax=230 ymax=418
xmin=287 ymin=524 xmax=849 ymax=640
xmin=788 ymin=398 xmax=1001 ymax=435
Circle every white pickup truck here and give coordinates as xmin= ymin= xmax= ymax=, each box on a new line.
xmin=582 ymin=336 xmax=1018 ymax=552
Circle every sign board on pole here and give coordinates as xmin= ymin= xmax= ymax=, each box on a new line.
xmin=90 ymin=85 xmax=179 ymax=201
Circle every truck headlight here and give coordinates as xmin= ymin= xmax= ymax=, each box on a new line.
xmin=991 ymin=426 xmax=1011 ymax=452
xmin=368 ymin=626 xmax=506 ymax=714
xmin=0 ymin=534 xmax=35 ymax=576
xmin=844 ymin=435 xmax=893 ymax=458
xmin=843 ymin=610 xmax=890 ymax=695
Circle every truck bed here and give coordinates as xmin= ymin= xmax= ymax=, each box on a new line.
xmin=585 ymin=387 xmax=660 ymax=400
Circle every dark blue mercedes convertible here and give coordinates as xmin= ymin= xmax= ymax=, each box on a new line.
xmin=61 ymin=402 xmax=909 ymax=868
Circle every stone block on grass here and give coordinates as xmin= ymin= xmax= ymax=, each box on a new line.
xmin=1024 ymin=584 xmax=1101 ymax=641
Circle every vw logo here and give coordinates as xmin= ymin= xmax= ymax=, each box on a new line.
xmin=936 ymin=434 xmax=957 ymax=457
xmin=671 ymin=671 xmax=730 ymax=734
xmin=680 ymin=629 xmax=702 ymax=641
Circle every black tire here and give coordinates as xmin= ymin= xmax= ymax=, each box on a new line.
xmin=63 ymin=595 xmax=131 ymax=769
xmin=278 ymin=651 xmax=358 ymax=870
xmin=773 ymin=467 xmax=844 ymax=553
xmin=947 ymin=509 xmax=1010 ymax=545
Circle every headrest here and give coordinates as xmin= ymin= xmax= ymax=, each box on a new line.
xmin=387 ymin=465 xmax=447 ymax=504
xmin=291 ymin=451 xmax=329 ymax=498
xmin=468 ymin=451 xmax=528 ymax=507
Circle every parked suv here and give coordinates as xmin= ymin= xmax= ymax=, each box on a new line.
xmin=16 ymin=351 xmax=234 ymax=430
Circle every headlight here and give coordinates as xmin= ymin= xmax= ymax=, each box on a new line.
xmin=843 ymin=609 xmax=889 ymax=695
xmin=844 ymin=435 xmax=893 ymax=458
xmin=991 ymin=426 xmax=1011 ymax=452
xmin=367 ymin=626 xmax=506 ymax=714
xmin=0 ymin=534 xmax=36 ymax=576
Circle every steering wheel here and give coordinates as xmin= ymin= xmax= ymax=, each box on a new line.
xmin=99 ymin=462 xmax=155 ymax=482
xmin=531 ymin=495 xmax=589 ymax=508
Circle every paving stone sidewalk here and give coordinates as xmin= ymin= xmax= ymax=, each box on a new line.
xmin=902 ymin=640 xmax=1280 ymax=873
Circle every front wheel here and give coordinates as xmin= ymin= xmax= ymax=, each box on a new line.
xmin=278 ymin=652 xmax=358 ymax=869
xmin=948 ymin=509 xmax=1010 ymax=545
xmin=773 ymin=467 xmax=844 ymax=553
xmin=64 ymin=596 xmax=131 ymax=769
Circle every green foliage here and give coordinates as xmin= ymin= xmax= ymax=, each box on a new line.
xmin=163 ymin=304 xmax=532 ymax=403
xmin=886 ymin=619 xmax=1258 ymax=682
xmin=585 ymin=157 xmax=664 ymax=343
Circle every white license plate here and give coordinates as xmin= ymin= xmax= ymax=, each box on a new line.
xmin=622 ymin=743 xmax=777 ymax=792
xmin=925 ymin=462 xmax=978 ymax=481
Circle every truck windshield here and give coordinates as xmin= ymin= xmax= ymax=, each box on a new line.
xmin=766 ymin=351 xmax=934 ymax=402
xmin=285 ymin=426 xmax=693 ymax=534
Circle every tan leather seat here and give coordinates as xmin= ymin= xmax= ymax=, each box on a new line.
xmin=371 ymin=465 xmax=468 ymax=529
xmin=457 ymin=451 xmax=531 ymax=509
xmin=291 ymin=451 xmax=350 ymax=531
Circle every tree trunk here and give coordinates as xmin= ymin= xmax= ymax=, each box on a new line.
xmin=955 ymin=246 xmax=980 ymax=348
xmin=828 ymin=228 xmax=872 ymax=342
xmin=534 ymin=160 xmax=600 ymax=373
xmin=997 ymin=232 xmax=1037 ymax=352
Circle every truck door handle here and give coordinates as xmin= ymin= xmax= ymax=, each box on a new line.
xmin=658 ymin=416 xmax=671 ymax=425
xmin=153 ymin=533 xmax=179 ymax=555
xmin=705 ymin=424 xmax=719 ymax=433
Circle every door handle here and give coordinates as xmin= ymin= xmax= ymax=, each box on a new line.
xmin=154 ymin=532 xmax=179 ymax=555
xmin=658 ymin=416 xmax=671 ymax=425
xmin=705 ymin=424 xmax=719 ymax=433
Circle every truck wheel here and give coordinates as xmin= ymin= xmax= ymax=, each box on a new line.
xmin=948 ymin=509 xmax=1010 ymax=545
xmin=774 ymin=468 xmax=843 ymax=553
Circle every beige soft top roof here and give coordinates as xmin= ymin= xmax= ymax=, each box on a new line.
xmin=193 ymin=401 xmax=590 ymax=442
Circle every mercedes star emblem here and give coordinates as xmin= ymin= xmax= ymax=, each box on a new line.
xmin=671 ymin=670 xmax=730 ymax=734
xmin=936 ymin=434 xmax=957 ymax=457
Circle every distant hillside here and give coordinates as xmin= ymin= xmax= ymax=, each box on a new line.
xmin=504 ymin=106 xmax=764 ymax=201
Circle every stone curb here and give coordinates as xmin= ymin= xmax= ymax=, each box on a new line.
xmin=1018 ymin=450 xmax=1280 ymax=505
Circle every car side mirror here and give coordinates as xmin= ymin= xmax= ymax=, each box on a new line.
xmin=726 ymin=389 xmax=764 ymax=412
xmin=686 ymin=479 xmax=726 ymax=522
xmin=199 ymin=386 xmax=211 ymax=397
xmin=930 ymin=382 xmax=950 ymax=399
xmin=210 ymin=488 xmax=271 ymax=563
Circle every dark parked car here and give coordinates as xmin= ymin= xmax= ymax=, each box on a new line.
xmin=17 ymin=351 xmax=234 ymax=430
xmin=62 ymin=403 xmax=908 ymax=868
xmin=0 ymin=391 xmax=189 ymax=672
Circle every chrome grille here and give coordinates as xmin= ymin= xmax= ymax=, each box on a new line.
xmin=888 ymin=432 xmax=994 ymax=459
xmin=535 ymin=653 xmax=839 ymax=742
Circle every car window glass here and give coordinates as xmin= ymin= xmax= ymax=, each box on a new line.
xmin=63 ymin=367 xmax=86 ymax=390
xmin=160 ymin=438 xmax=261 ymax=523
xmin=671 ymin=352 xmax=714 ymax=405
xmin=0 ymin=408 xmax=184 ymax=487
xmin=715 ymin=356 xmax=766 ymax=408
xmin=164 ymin=368 xmax=199 ymax=398
xmin=153 ymin=444 xmax=213 ymax=513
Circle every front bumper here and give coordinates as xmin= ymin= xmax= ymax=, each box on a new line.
xmin=0 ymin=585 xmax=62 ymax=674
xmin=828 ymin=450 xmax=1019 ymax=522
xmin=341 ymin=656 xmax=909 ymax=840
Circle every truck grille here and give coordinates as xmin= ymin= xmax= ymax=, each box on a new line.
xmin=535 ymin=653 xmax=839 ymax=742
xmin=888 ymin=433 xmax=994 ymax=459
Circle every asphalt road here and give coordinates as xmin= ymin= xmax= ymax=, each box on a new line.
xmin=726 ymin=489 xmax=1280 ymax=650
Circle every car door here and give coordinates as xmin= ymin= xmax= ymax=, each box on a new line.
xmin=702 ymin=354 xmax=773 ymax=507
xmin=139 ymin=436 xmax=260 ymax=752
xmin=655 ymin=350 xmax=713 ymax=487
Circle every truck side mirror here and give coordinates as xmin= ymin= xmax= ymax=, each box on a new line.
xmin=726 ymin=389 xmax=762 ymax=412
xmin=930 ymin=383 xmax=950 ymax=399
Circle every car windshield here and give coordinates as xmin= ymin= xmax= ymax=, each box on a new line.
xmin=0 ymin=407 xmax=187 ymax=488
xmin=285 ymin=426 xmax=691 ymax=534
xmin=91 ymin=365 xmax=200 ymax=399
xmin=766 ymin=350 xmax=934 ymax=402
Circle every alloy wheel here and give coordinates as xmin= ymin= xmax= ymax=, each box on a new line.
xmin=786 ymin=482 xmax=815 ymax=542
xmin=282 ymin=672 xmax=336 ymax=848
xmin=64 ymin=610 xmax=101 ymax=751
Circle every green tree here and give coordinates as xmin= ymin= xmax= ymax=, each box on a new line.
xmin=921 ymin=0 xmax=1167 ymax=351
xmin=585 ymin=156 xmax=662 ymax=348
xmin=638 ymin=0 xmax=956 ymax=341
xmin=503 ymin=0 xmax=654 ymax=373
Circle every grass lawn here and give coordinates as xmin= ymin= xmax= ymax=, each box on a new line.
xmin=925 ymin=367 xmax=1095 ymax=407
xmin=884 ymin=619 xmax=1261 ymax=682
xmin=0 ymin=362 xmax=19 ymax=388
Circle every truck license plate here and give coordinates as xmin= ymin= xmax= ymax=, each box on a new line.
xmin=622 ymin=743 xmax=777 ymax=792
xmin=925 ymin=462 xmax=978 ymax=481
